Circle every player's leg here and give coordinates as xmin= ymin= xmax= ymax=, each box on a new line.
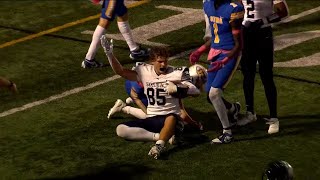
xmin=108 ymin=99 xmax=147 ymax=119
xmin=123 ymin=106 xmax=147 ymax=119
xmin=179 ymin=100 xmax=202 ymax=130
xmin=149 ymin=114 xmax=176 ymax=159
xmin=238 ymin=26 xmax=258 ymax=125
xmin=257 ymin=27 xmax=279 ymax=134
xmin=116 ymin=2 xmax=149 ymax=60
xmin=209 ymin=87 xmax=233 ymax=144
xmin=221 ymin=55 xmax=242 ymax=123
xmin=206 ymin=48 xmax=240 ymax=120
xmin=116 ymin=119 xmax=158 ymax=141
xmin=208 ymin=56 xmax=238 ymax=144
xmin=82 ymin=0 xmax=115 ymax=68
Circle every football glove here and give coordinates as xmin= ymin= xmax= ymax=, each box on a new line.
xmin=207 ymin=57 xmax=231 ymax=72
xmin=189 ymin=51 xmax=202 ymax=65
xmin=189 ymin=45 xmax=208 ymax=65
xmin=100 ymin=35 xmax=113 ymax=55
xmin=164 ymin=81 xmax=177 ymax=95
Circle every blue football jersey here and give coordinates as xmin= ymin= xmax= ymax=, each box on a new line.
xmin=203 ymin=0 xmax=244 ymax=50
xmin=125 ymin=80 xmax=148 ymax=106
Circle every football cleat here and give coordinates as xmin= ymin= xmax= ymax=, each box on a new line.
xmin=148 ymin=144 xmax=165 ymax=159
xmin=81 ymin=59 xmax=105 ymax=68
xmin=107 ymin=99 xmax=126 ymax=119
xmin=237 ymin=111 xmax=257 ymax=126
xmin=266 ymin=118 xmax=279 ymax=134
xmin=129 ymin=47 xmax=150 ymax=60
xmin=231 ymin=102 xmax=241 ymax=120
xmin=228 ymin=102 xmax=241 ymax=126
xmin=211 ymin=132 xmax=233 ymax=144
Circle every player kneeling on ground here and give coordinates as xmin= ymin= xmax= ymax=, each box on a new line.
xmin=101 ymin=36 xmax=201 ymax=159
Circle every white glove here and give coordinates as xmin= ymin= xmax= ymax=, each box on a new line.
xmin=100 ymin=35 xmax=113 ymax=55
xmin=164 ymin=81 xmax=177 ymax=95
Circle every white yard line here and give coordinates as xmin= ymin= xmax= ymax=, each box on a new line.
xmin=0 ymin=75 xmax=120 ymax=118
xmin=274 ymin=30 xmax=320 ymax=51
xmin=278 ymin=6 xmax=320 ymax=24
xmin=275 ymin=52 xmax=320 ymax=67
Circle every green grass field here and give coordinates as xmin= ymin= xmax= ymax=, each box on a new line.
xmin=1 ymin=0 xmax=320 ymax=179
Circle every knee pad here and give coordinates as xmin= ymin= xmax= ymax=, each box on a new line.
xmin=208 ymin=87 xmax=222 ymax=102
xmin=116 ymin=124 xmax=128 ymax=138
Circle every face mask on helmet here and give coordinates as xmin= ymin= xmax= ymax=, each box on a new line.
xmin=262 ymin=161 xmax=294 ymax=180
xmin=189 ymin=64 xmax=208 ymax=89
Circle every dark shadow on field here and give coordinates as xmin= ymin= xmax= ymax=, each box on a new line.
xmin=184 ymin=107 xmax=223 ymax=132
xmin=233 ymin=114 xmax=320 ymax=142
xmin=39 ymin=163 xmax=153 ymax=180
xmin=155 ymin=107 xmax=218 ymax=160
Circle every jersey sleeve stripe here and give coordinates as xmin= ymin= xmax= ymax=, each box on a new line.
xmin=230 ymin=11 xmax=245 ymax=21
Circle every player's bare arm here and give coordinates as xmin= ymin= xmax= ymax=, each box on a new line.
xmin=228 ymin=18 xmax=243 ymax=59
xmin=130 ymin=88 xmax=147 ymax=114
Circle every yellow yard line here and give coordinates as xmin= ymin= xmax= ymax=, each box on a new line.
xmin=0 ymin=0 xmax=150 ymax=49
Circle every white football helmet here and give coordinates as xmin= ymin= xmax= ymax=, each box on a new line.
xmin=189 ymin=64 xmax=208 ymax=88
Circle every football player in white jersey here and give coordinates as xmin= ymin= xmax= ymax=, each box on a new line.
xmin=237 ymin=0 xmax=289 ymax=134
xmin=107 ymin=77 xmax=204 ymax=131
xmin=100 ymin=36 xmax=201 ymax=159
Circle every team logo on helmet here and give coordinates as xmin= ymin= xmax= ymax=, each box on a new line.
xmin=189 ymin=64 xmax=208 ymax=89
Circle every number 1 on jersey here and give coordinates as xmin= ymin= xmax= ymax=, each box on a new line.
xmin=213 ymin=22 xmax=220 ymax=43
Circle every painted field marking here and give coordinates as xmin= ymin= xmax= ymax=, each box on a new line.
xmin=279 ymin=6 xmax=320 ymax=24
xmin=82 ymin=5 xmax=204 ymax=46
xmin=0 ymin=0 xmax=150 ymax=49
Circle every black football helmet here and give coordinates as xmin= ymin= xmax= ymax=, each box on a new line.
xmin=262 ymin=160 xmax=294 ymax=180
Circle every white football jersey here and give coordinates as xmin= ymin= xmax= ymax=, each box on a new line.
xmin=242 ymin=0 xmax=285 ymax=25
xmin=135 ymin=63 xmax=190 ymax=117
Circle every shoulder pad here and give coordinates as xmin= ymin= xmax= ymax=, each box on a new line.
xmin=174 ymin=66 xmax=187 ymax=71
xmin=135 ymin=62 xmax=146 ymax=67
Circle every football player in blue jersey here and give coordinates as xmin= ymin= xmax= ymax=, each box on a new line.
xmin=192 ymin=0 xmax=244 ymax=144
xmin=82 ymin=0 xmax=149 ymax=68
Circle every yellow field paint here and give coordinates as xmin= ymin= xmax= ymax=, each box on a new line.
xmin=0 ymin=0 xmax=150 ymax=49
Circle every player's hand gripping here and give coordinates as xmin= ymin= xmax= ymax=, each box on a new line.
xmin=164 ymin=81 xmax=177 ymax=95
xmin=189 ymin=51 xmax=202 ymax=65
xmin=208 ymin=61 xmax=224 ymax=72
xmin=189 ymin=44 xmax=208 ymax=65
xmin=100 ymin=35 xmax=114 ymax=55
xmin=207 ymin=56 xmax=231 ymax=72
